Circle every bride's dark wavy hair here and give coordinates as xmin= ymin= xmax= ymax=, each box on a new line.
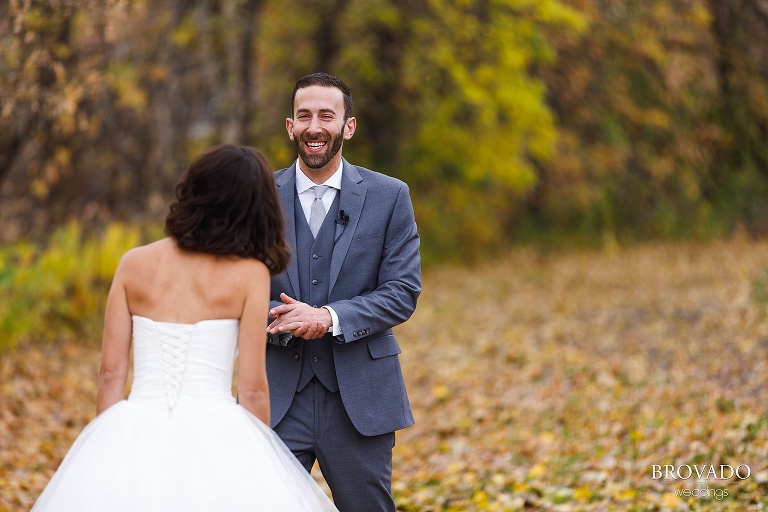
xmin=165 ymin=144 xmax=291 ymax=275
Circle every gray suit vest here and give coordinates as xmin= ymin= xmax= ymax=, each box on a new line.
xmin=294 ymin=191 xmax=341 ymax=392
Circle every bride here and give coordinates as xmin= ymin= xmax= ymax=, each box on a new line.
xmin=31 ymin=144 xmax=339 ymax=511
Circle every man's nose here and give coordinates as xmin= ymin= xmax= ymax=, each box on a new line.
xmin=308 ymin=116 xmax=323 ymax=133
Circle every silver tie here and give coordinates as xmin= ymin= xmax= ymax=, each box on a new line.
xmin=309 ymin=185 xmax=329 ymax=238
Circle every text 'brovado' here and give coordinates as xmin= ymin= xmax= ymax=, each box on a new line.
xmin=651 ymin=464 xmax=751 ymax=480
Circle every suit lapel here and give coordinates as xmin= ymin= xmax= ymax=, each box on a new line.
xmin=330 ymin=159 xmax=366 ymax=293
xmin=276 ymin=165 xmax=301 ymax=300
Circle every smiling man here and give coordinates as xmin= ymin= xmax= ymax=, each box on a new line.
xmin=263 ymin=73 xmax=422 ymax=512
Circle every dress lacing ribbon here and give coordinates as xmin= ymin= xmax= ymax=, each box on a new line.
xmin=154 ymin=324 xmax=193 ymax=410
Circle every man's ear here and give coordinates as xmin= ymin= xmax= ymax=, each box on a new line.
xmin=286 ymin=118 xmax=295 ymax=141
xmin=344 ymin=117 xmax=356 ymax=140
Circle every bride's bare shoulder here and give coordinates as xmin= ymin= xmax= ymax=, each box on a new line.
xmin=116 ymin=238 xmax=174 ymax=271
xmin=117 ymin=238 xmax=269 ymax=284
xmin=226 ymin=255 xmax=270 ymax=281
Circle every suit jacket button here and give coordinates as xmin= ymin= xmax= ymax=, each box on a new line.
xmin=293 ymin=353 xmax=300 ymax=360
xmin=312 ymin=254 xmax=320 ymax=259
xmin=312 ymin=279 xmax=319 ymax=285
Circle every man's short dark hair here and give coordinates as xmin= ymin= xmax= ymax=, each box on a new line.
xmin=291 ymin=72 xmax=353 ymax=120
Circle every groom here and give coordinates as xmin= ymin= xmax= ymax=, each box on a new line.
xmin=264 ymin=72 xmax=421 ymax=511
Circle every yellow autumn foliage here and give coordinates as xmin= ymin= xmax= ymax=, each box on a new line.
xmin=0 ymin=222 xmax=143 ymax=351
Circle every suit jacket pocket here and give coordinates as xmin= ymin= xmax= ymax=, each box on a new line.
xmin=367 ymin=333 xmax=402 ymax=359
xmin=348 ymin=233 xmax=383 ymax=253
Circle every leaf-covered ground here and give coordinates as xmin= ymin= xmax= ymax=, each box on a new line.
xmin=3 ymin=240 xmax=768 ymax=511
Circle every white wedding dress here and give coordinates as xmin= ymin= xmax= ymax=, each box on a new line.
xmin=31 ymin=315 xmax=338 ymax=512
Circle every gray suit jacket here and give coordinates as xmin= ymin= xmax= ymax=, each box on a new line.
xmin=265 ymin=158 xmax=421 ymax=436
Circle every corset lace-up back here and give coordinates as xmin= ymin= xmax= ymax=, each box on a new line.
xmin=156 ymin=324 xmax=193 ymax=410
xmin=128 ymin=316 xmax=239 ymax=409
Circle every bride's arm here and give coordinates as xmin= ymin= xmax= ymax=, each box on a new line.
xmin=96 ymin=255 xmax=133 ymax=415
xmin=237 ymin=260 xmax=272 ymax=425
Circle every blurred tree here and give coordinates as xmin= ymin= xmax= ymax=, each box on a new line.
xmin=397 ymin=0 xmax=585 ymax=259
xmin=0 ymin=0 xmax=266 ymax=240
xmin=262 ymin=0 xmax=584 ymax=257
xmin=706 ymin=0 xmax=768 ymax=234
xmin=530 ymin=0 xmax=721 ymax=242
xmin=527 ymin=0 xmax=768 ymax=244
xmin=0 ymin=0 xmax=107 ymax=239
xmin=255 ymin=0 xmax=585 ymax=260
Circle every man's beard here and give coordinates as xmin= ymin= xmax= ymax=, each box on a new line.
xmin=295 ymin=129 xmax=344 ymax=169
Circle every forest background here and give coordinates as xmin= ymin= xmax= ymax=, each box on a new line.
xmin=3 ymin=0 xmax=768 ymax=510
xmin=4 ymin=0 xmax=768 ymax=260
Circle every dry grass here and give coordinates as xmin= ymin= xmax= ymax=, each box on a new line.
xmin=393 ymin=238 xmax=768 ymax=511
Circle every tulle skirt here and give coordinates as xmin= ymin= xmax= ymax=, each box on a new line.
xmin=31 ymin=399 xmax=338 ymax=512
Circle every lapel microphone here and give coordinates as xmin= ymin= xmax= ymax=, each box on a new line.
xmin=336 ymin=210 xmax=349 ymax=226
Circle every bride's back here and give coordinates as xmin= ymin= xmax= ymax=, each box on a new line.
xmin=121 ymin=237 xmax=265 ymax=324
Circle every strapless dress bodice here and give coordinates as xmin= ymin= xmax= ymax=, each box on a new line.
xmin=128 ymin=315 xmax=240 ymax=409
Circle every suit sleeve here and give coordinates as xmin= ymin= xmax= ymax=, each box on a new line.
xmin=328 ymin=182 xmax=422 ymax=342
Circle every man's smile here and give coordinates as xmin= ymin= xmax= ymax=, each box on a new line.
xmin=305 ymin=141 xmax=327 ymax=152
